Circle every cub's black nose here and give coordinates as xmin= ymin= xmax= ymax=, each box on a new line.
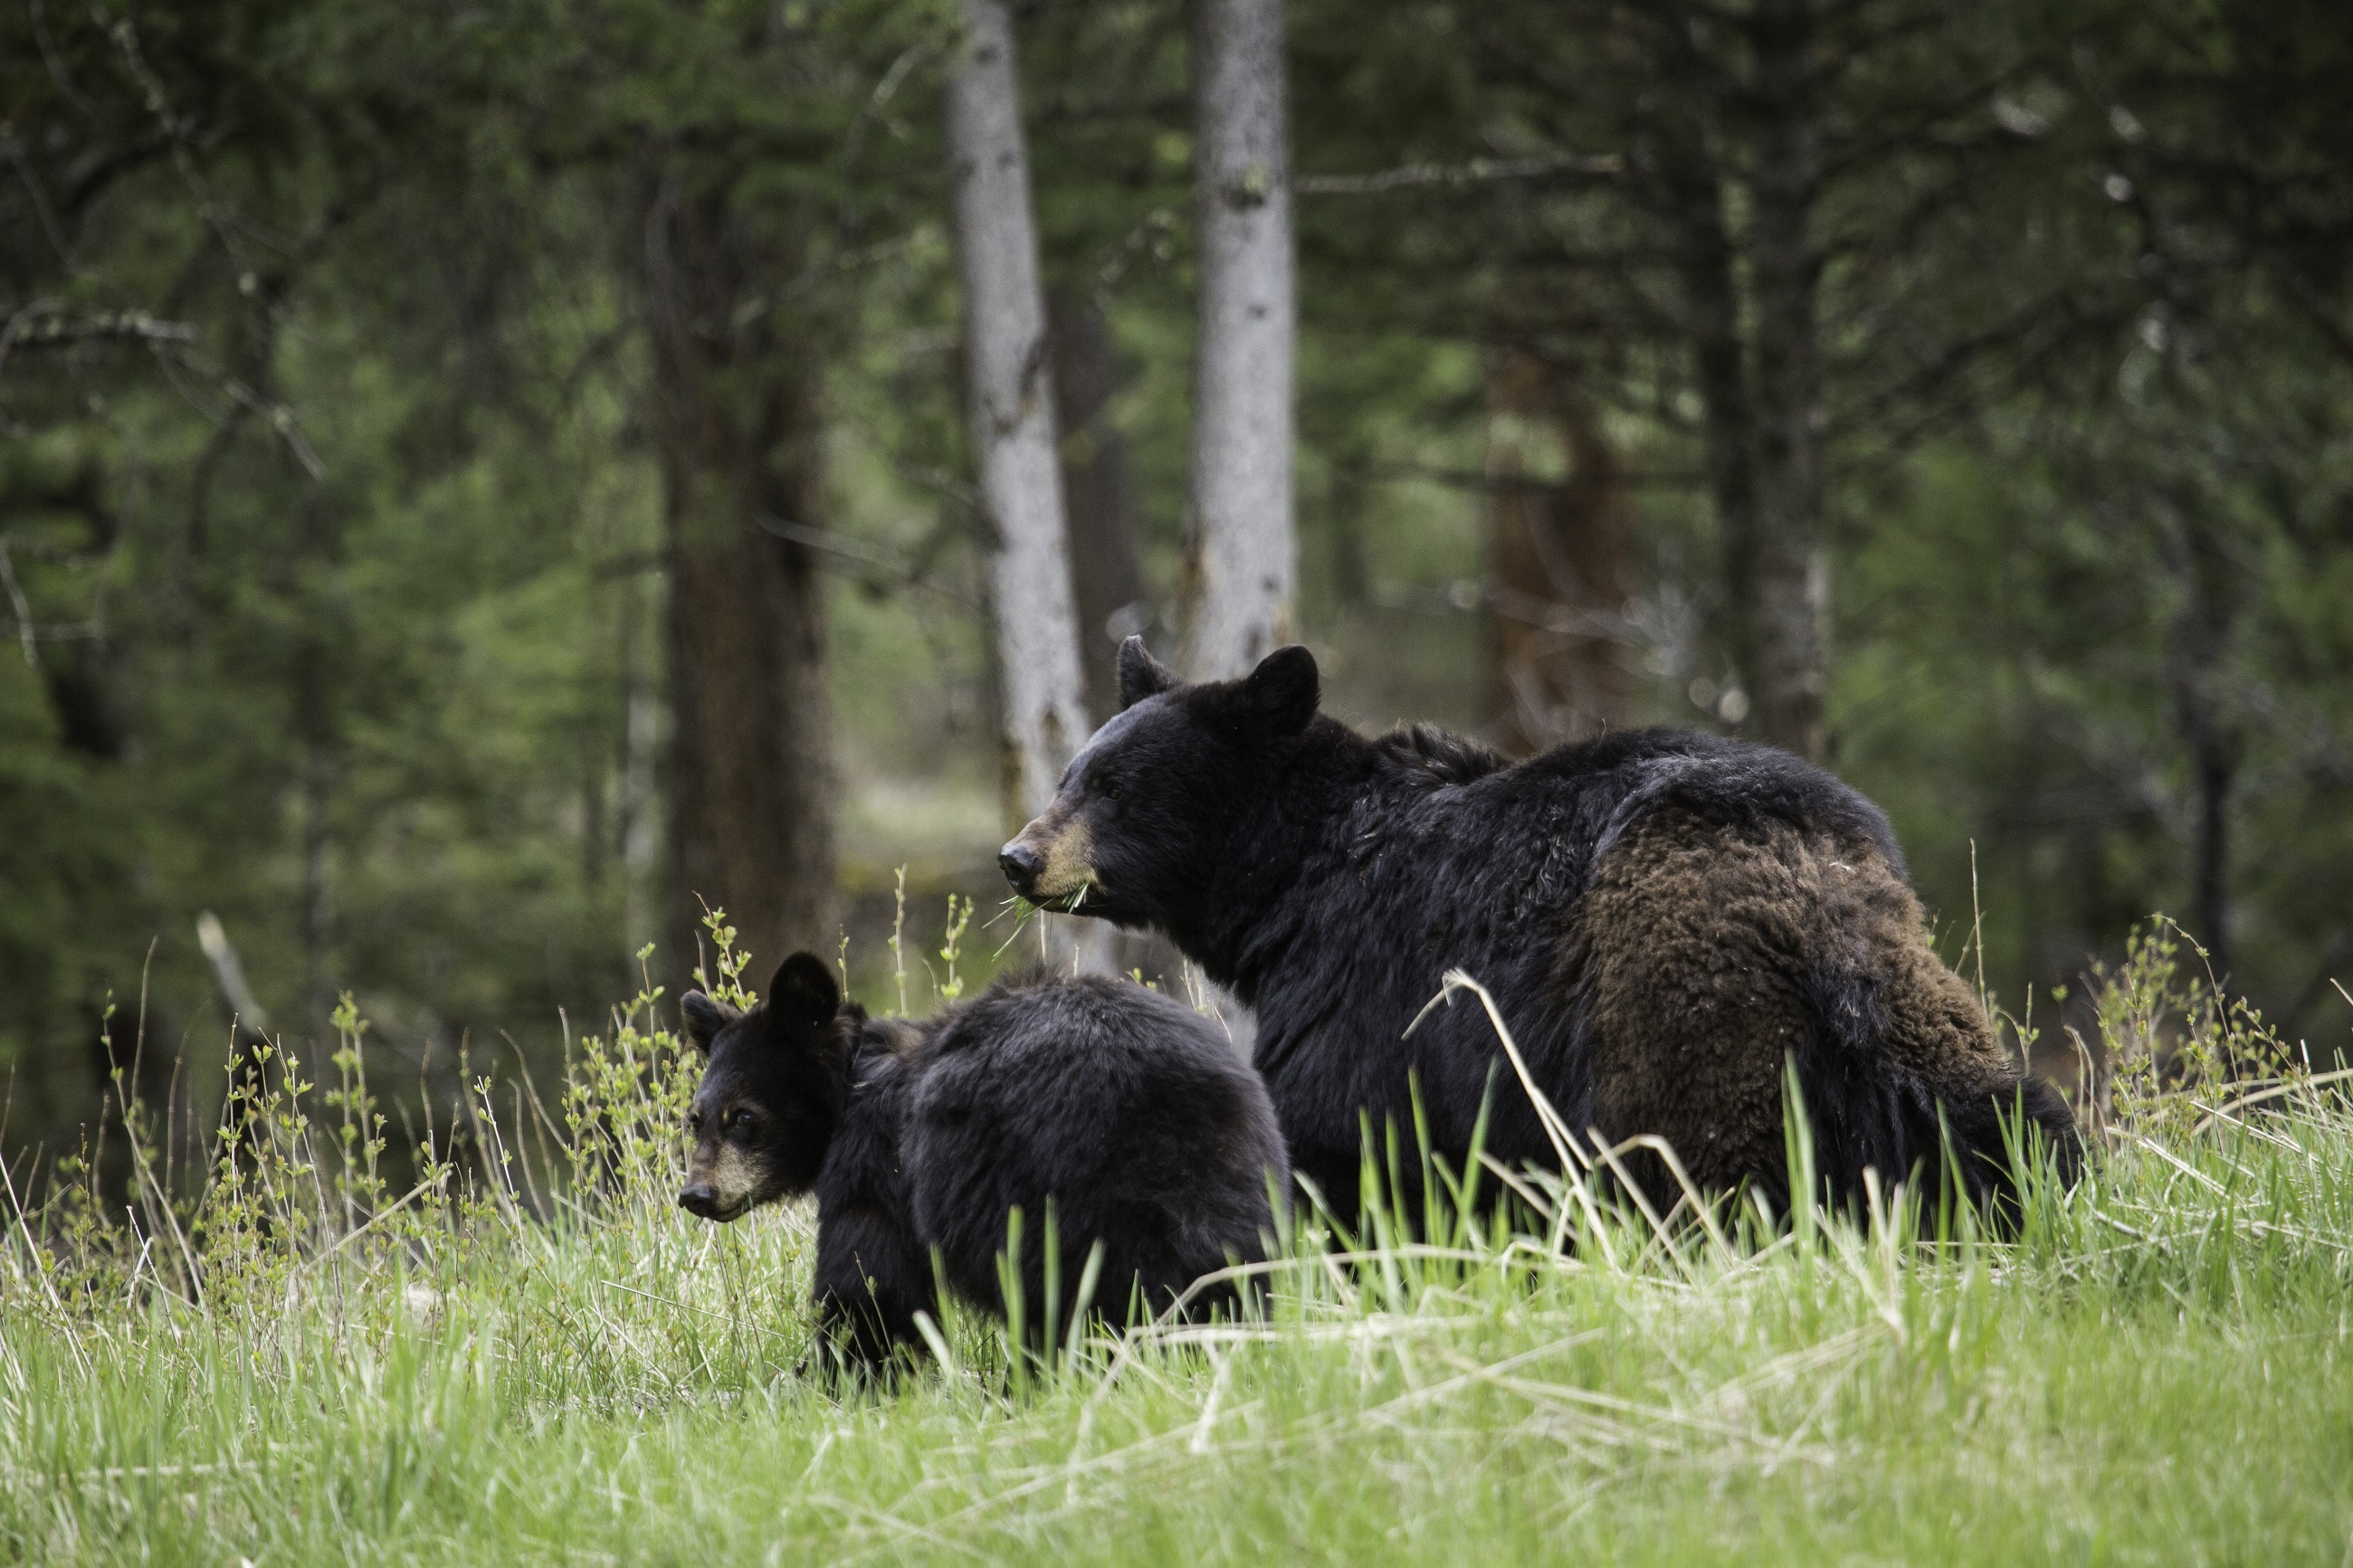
xmin=678 ymin=1183 xmax=719 ymax=1219
xmin=998 ymin=841 xmax=1043 ymax=892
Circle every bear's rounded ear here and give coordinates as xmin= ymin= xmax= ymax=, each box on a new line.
xmin=1243 ymin=644 xmax=1319 ymax=736
xmin=680 ymin=990 xmax=738 ymax=1054
xmin=1118 ymin=635 xmax=1178 ymax=710
xmin=765 ymin=951 xmax=841 ymax=1036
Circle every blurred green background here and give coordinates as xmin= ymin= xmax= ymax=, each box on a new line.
xmin=4 ymin=0 xmax=2348 ymax=1173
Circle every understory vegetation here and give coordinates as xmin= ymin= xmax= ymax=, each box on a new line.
xmin=4 ymin=916 xmax=2349 ymax=1564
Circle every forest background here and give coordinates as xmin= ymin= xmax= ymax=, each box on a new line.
xmin=4 ymin=0 xmax=2351 ymax=1180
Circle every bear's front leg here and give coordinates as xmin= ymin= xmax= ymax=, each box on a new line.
xmin=806 ymin=1209 xmax=935 ymax=1382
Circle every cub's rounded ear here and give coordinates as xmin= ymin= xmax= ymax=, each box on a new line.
xmin=680 ymin=990 xmax=738 ymax=1054
xmin=766 ymin=951 xmax=841 ymax=1035
xmin=1243 ymin=644 xmax=1319 ymax=736
xmin=1118 ymin=635 xmax=1178 ymax=710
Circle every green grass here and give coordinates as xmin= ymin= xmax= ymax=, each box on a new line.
xmin=5 ymin=925 xmax=2351 ymax=1564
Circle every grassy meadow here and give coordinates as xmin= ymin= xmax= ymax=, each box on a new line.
xmin=4 ymin=918 xmax=2351 ymax=1565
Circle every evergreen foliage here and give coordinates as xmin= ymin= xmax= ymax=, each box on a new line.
xmin=2 ymin=0 xmax=2348 ymax=1168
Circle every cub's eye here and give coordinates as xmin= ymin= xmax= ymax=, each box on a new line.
xmin=1100 ymin=782 xmax=1126 ymax=803
xmin=729 ymin=1108 xmax=757 ymax=1136
xmin=685 ymin=1110 xmax=703 ymax=1135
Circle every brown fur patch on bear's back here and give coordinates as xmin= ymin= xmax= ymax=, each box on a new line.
xmin=1566 ymin=809 xmax=2012 ymax=1191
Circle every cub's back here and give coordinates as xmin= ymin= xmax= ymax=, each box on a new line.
xmin=907 ymin=972 xmax=1281 ymax=1184
xmin=900 ymin=972 xmax=1287 ymax=1309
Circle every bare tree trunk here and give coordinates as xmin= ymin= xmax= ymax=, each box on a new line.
xmin=1742 ymin=0 xmax=1830 ymax=762
xmin=641 ymin=170 xmax=837 ymax=980
xmin=945 ymin=0 xmax=1090 ymax=819
xmin=1050 ymin=288 xmax=1146 ymax=726
xmin=1484 ymin=350 xmax=1634 ymax=755
xmin=1184 ymin=0 xmax=1296 ymax=679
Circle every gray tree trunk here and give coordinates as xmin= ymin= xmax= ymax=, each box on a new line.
xmin=1185 ymin=0 xmax=1296 ymax=680
xmin=1742 ymin=0 xmax=1830 ymax=763
xmin=946 ymin=0 xmax=1091 ymax=819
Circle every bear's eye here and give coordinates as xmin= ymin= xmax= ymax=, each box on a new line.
xmin=729 ymin=1108 xmax=757 ymax=1136
xmin=685 ymin=1109 xmax=703 ymax=1135
xmin=1100 ymin=781 xmax=1126 ymax=803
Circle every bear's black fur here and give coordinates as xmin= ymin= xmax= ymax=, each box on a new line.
xmin=997 ymin=638 xmax=2081 ymax=1225
xmin=678 ymin=953 xmax=1288 ymax=1373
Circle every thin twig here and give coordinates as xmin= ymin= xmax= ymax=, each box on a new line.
xmin=1299 ymin=153 xmax=1621 ymax=196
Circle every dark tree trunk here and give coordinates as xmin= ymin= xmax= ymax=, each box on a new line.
xmin=1741 ymin=0 xmax=1831 ymax=763
xmin=1050 ymin=289 xmax=1146 ymax=726
xmin=2160 ymin=502 xmax=2239 ymax=984
xmin=1641 ymin=79 xmax=1765 ymax=737
xmin=1484 ymin=350 xmax=1633 ymax=755
xmin=1054 ymin=290 xmax=1183 ymax=982
xmin=640 ymin=168 xmax=836 ymax=981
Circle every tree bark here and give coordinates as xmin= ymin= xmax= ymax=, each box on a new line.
xmin=1741 ymin=0 xmax=1831 ymax=762
xmin=641 ymin=169 xmax=837 ymax=980
xmin=1050 ymin=288 xmax=1147 ymax=726
xmin=1483 ymin=350 xmax=1634 ymax=754
xmin=945 ymin=0 xmax=1091 ymax=818
xmin=1185 ymin=0 xmax=1296 ymax=679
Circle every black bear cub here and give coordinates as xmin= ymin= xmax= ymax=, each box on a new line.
xmin=678 ymin=953 xmax=1287 ymax=1373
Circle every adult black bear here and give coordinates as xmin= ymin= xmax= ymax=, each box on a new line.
xmin=678 ymin=953 xmax=1287 ymax=1373
xmin=998 ymin=638 xmax=2081 ymax=1225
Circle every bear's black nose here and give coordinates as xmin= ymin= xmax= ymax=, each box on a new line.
xmin=678 ymin=1183 xmax=719 ymax=1219
xmin=998 ymin=841 xmax=1043 ymax=893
